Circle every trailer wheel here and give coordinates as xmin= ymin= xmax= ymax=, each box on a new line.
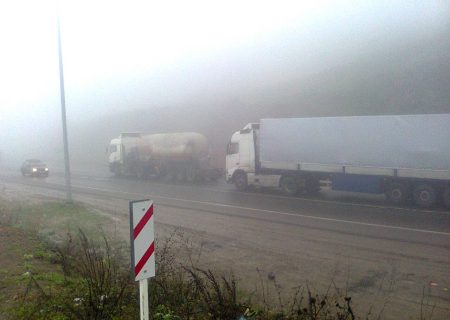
xmin=233 ymin=171 xmax=248 ymax=191
xmin=135 ymin=166 xmax=147 ymax=179
xmin=280 ymin=176 xmax=298 ymax=196
xmin=164 ymin=171 xmax=176 ymax=182
xmin=442 ymin=187 xmax=450 ymax=209
xmin=413 ymin=183 xmax=437 ymax=208
xmin=305 ymin=177 xmax=321 ymax=195
xmin=186 ymin=166 xmax=198 ymax=183
xmin=386 ymin=182 xmax=408 ymax=204
xmin=176 ymin=168 xmax=186 ymax=182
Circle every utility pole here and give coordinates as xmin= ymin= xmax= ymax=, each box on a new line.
xmin=57 ymin=8 xmax=72 ymax=202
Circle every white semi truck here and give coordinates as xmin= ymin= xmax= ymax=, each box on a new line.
xmin=226 ymin=114 xmax=450 ymax=208
xmin=109 ymin=132 xmax=221 ymax=182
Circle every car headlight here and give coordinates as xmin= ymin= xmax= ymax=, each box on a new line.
xmin=32 ymin=168 xmax=37 ymax=172
xmin=45 ymin=168 xmax=49 ymax=171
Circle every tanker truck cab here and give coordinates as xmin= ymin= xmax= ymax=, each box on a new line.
xmin=108 ymin=132 xmax=142 ymax=176
xmin=226 ymin=123 xmax=281 ymax=191
xmin=108 ymin=138 xmax=123 ymax=175
xmin=109 ymin=139 xmax=121 ymax=162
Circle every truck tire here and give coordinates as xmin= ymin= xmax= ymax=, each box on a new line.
xmin=112 ymin=164 xmax=123 ymax=177
xmin=233 ymin=171 xmax=248 ymax=191
xmin=413 ymin=183 xmax=437 ymax=208
xmin=186 ymin=166 xmax=198 ymax=183
xmin=280 ymin=176 xmax=298 ymax=196
xmin=442 ymin=187 xmax=450 ymax=209
xmin=176 ymin=168 xmax=186 ymax=182
xmin=135 ymin=166 xmax=146 ymax=180
xmin=305 ymin=177 xmax=320 ymax=195
xmin=164 ymin=171 xmax=176 ymax=182
xmin=386 ymin=182 xmax=408 ymax=204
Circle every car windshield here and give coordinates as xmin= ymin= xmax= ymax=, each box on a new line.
xmin=27 ymin=160 xmax=44 ymax=165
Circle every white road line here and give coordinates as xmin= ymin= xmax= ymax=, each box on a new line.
xmin=4 ymin=173 xmax=450 ymax=216
xmin=17 ymin=171 xmax=450 ymax=215
xmin=4 ymin=176 xmax=450 ymax=235
xmin=77 ymin=176 xmax=450 ymax=216
xmin=77 ymin=185 xmax=450 ymax=237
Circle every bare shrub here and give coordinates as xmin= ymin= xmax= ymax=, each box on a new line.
xmin=16 ymin=229 xmax=137 ymax=320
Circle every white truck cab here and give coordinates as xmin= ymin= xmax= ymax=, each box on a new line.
xmin=108 ymin=133 xmax=141 ymax=176
xmin=108 ymin=138 xmax=122 ymax=166
xmin=226 ymin=123 xmax=281 ymax=190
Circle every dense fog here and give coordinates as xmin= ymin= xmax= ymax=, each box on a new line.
xmin=0 ymin=0 xmax=449 ymax=168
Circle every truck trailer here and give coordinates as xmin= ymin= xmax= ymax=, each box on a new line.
xmin=226 ymin=114 xmax=450 ymax=208
xmin=109 ymin=132 xmax=221 ymax=182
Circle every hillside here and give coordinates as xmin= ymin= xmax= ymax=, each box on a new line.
xmin=62 ymin=32 xmax=450 ymax=167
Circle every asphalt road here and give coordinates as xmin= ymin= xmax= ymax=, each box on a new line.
xmin=1 ymin=164 xmax=449 ymax=319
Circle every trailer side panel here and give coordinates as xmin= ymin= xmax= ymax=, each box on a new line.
xmin=260 ymin=114 xmax=450 ymax=176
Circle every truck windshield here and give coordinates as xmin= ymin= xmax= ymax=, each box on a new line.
xmin=109 ymin=145 xmax=118 ymax=153
xmin=227 ymin=142 xmax=239 ymax=155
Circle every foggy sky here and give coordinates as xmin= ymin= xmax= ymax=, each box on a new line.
xmin=0 ymin=0 xmax=449 ymax=165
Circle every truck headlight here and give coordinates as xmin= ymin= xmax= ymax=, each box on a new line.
xmin=32 ymin=168 xmax=37 ymax=172
xmin=45 ymin=168 xmax=49 ymax=171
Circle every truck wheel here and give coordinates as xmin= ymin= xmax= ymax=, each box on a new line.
xmin=413 ymin=183 xmax=437 ymax=208
xmin=113 ymin=164 xmax=123 ymax=177
xmin=386 ymin=182 xmax=408 ymax=204
xmin=280 ymin=176 xmax=298 ymax=196
xmin=442 ymin=187 xmax=450 ymax=209
xmin=186 ymin=166 xmax=198 ymax=183
xmin=305 ymin=177 xmax=320 ymax=195
xmin=176 ymin=168 xmax=186 ymax=182
xmin=233 ymin=172 xmax=248 ymax=191
xmin=164 ymin=171 xmax=176 ymax=182
xmin=135 ymin=166 xmax=146 ymax=180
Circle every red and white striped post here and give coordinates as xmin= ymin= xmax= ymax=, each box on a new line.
xmin=130 ymin=200 xmax=155 ymax=320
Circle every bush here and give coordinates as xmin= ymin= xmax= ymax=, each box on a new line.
xmin=12 ymin=229 xmax=357 ymax=320
xmin=14 ymin=229 xmax=138 ymax=320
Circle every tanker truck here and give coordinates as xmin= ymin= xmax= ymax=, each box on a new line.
xmin=226 ymin=114 xmax=450 ymax=208
xmin=108 ymin=132 xmax=221 ymax=182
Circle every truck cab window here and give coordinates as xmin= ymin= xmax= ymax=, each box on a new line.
xmin=109 ymin=145 xmax=117 ymax=153
xmin=227 ymin=142 xmax=239 ymax=155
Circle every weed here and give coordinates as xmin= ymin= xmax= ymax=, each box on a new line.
xmin=2 ymin=198 xmax=363 ymax=320
xmin=154 ymin=305 xmax=181 ymax=320
xmin=184 ymin=266 xmax=243 ymax=319
xmin=11 ymin=229 xmax=137 ymax=320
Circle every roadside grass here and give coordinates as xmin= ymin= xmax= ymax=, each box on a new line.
xmin=0 ymin=198 xmax=115 ymax=242
xmin=3 ymin=227 xmax=357 ymax=320
xmin=0 ymin=225 xmax=64 ymax=319
xmin=0 ymin=199 xmax=442 ymax=319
